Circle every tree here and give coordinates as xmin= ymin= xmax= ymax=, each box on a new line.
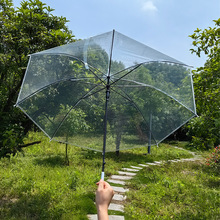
xmin=187 ymin=18 xmax=220 ymax=149
xmin=0 ymin=0 xmax=75 ymax=158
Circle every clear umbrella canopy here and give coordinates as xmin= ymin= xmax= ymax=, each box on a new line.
xmin=16 ymin=30 xmax=196 ymax=153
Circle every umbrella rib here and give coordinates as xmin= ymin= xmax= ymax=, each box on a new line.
xmin=16 ymin=76 xmax=103 ymax=106
xmin=111 ymin=87 xmax=158 ymax=145
xmin=157 ymin=114 xmax=196 ymax=145
xmin=86 ymin=63 xmax=107 ymax=86
xmin=50 ymin=100 xmax=81 ymax=140
xmin=110 ymin=63 xmax=142 ymax=86
xmin=111 ymin=60 xmax=190 ymax=79
xmin=31 ymin=53 xmax=107 ymax=86
xmin=114 ymin=78 xmax=196 ymax=114
xmin=82 ymin=87 xmax=106 ymax=99
xmin=50 ymin=85 xmax=106 ymax=140
xmin=110 ymin=62 xmax=144 ymax=78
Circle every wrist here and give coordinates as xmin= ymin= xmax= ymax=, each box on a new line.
xmin=97 ymin=204 xmax=108 ymax=212
xmin=97 ymin=205 xmax=109 ymax=220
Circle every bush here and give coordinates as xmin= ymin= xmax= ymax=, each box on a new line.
xmin=186 ymin=116 xmax=219 ymax=150
xmin=0 ymin=124 xmax=25 ymax=159
xmin=205 ymin=145 xmax=220 ymax=172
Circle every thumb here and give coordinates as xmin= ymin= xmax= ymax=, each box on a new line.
xmin=97 ymin=179 xmax=104 ymax=190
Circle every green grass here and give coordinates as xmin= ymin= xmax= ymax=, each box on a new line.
xmin=125 ymin=161 xmax=220 ymax=219
xmin=0 ymin=132 xmax=219 ymax=219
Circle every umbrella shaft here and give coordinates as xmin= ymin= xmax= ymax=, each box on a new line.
xmin=101 ymin=30 xmax=114 ymax=179
xmin=102 ymin=81 xmax=110 ymax=176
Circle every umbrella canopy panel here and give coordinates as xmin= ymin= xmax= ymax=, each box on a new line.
xmin=16 ymin=30 xmax=196 ymax=152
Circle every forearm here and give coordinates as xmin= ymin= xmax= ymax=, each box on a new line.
xmin=97 ymin=206 xmax=109 ymax=220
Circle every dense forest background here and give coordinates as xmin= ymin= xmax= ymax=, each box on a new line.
xmin=0 ymin=0 xmax=219 ymax=158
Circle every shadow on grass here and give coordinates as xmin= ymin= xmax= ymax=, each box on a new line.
xmin=202 ymin=165 xmax=220 ymax=189
xmin=81 ymin=149 xmax=154 ymax=165
xmin=7 ymin=192 xmax=55 ymax=220
xmin=122 ymin=137 xmax=147 ymax=145
xmin=207 ymin=177 xmax=220 ymax=189
xmin=186 ymin=162 xmax=220 ymax=190
xmin=1 ymin=192 xmax=96 ymax=220
xmin=34 ymin=155 xmax=66 ymax=167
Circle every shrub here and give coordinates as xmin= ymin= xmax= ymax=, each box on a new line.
xmin=186 ymin=116 xmax=218 ymax=150
xmin=205 ymin=145 xmax=220 ymax=172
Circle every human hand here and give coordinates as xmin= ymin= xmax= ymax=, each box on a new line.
xmin=96 ymin=179 xmax=114 ymax=220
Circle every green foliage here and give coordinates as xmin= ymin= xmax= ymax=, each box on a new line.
xmin=0 ymin=127 xmax=24 ymax=159
xmin=187 ymin=116 xmax=219 ymax=150
xmin=0 ymin=0 xmax=75 ymax=158
xmin=188 ymin=18 xmax=220 ymax=149
xmin=189 ymin=18 xmax=220 ymax=58
xmin=0 ymin=110 xmax=26 ymax=159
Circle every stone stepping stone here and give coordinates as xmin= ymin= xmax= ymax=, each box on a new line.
xmin=118 ymin=171 xmax=137 ymax=176
xmin=154 ymin=161 xmax=162 ymax=164
xmin=130 ymin=165 xmax=143 ymax=169
xmin=146 ymin=162 xmax=157 ymax=165
xmin=111 ymin=175 xmax=133 ymax=180
xmin=109 ymin=203 xmax=124 ymax=212
xmin=183 ymin=158 xmax=199 ymax=162
xmin=139 ymin=164 xmax=149 ymax=167
xmin=168 ymin=159 xmax=179 ymax=162
xmin=182 ymin=158 xmax=197 ymax=161
xmin=87 ymin=214 xmax=124 ymax=220
xmin=121 ymin=168 xmax=139 ymax=172
xmin=108 ymin=179 xmax=125 ymax=185
xmin=112 ymin=186 xmax=129 ymax=193
xmin=113 ymin=194 xmax=127 ymax=201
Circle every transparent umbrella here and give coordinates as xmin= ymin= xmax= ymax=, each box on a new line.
xmin=15 ymin=30 xmax=197 ymax=179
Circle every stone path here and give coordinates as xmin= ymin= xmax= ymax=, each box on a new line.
xmin=87 ymin=147 xmax=201 ymax=220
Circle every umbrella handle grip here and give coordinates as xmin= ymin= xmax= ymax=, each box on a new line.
xmin=101 ymin=172 xmax=105 ymax=180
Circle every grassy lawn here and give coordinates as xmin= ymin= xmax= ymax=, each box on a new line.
xmin=0 ymin=132 xmax=219 ymax=219
xmin=125 ymin=161 xmax=220 ymax=219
